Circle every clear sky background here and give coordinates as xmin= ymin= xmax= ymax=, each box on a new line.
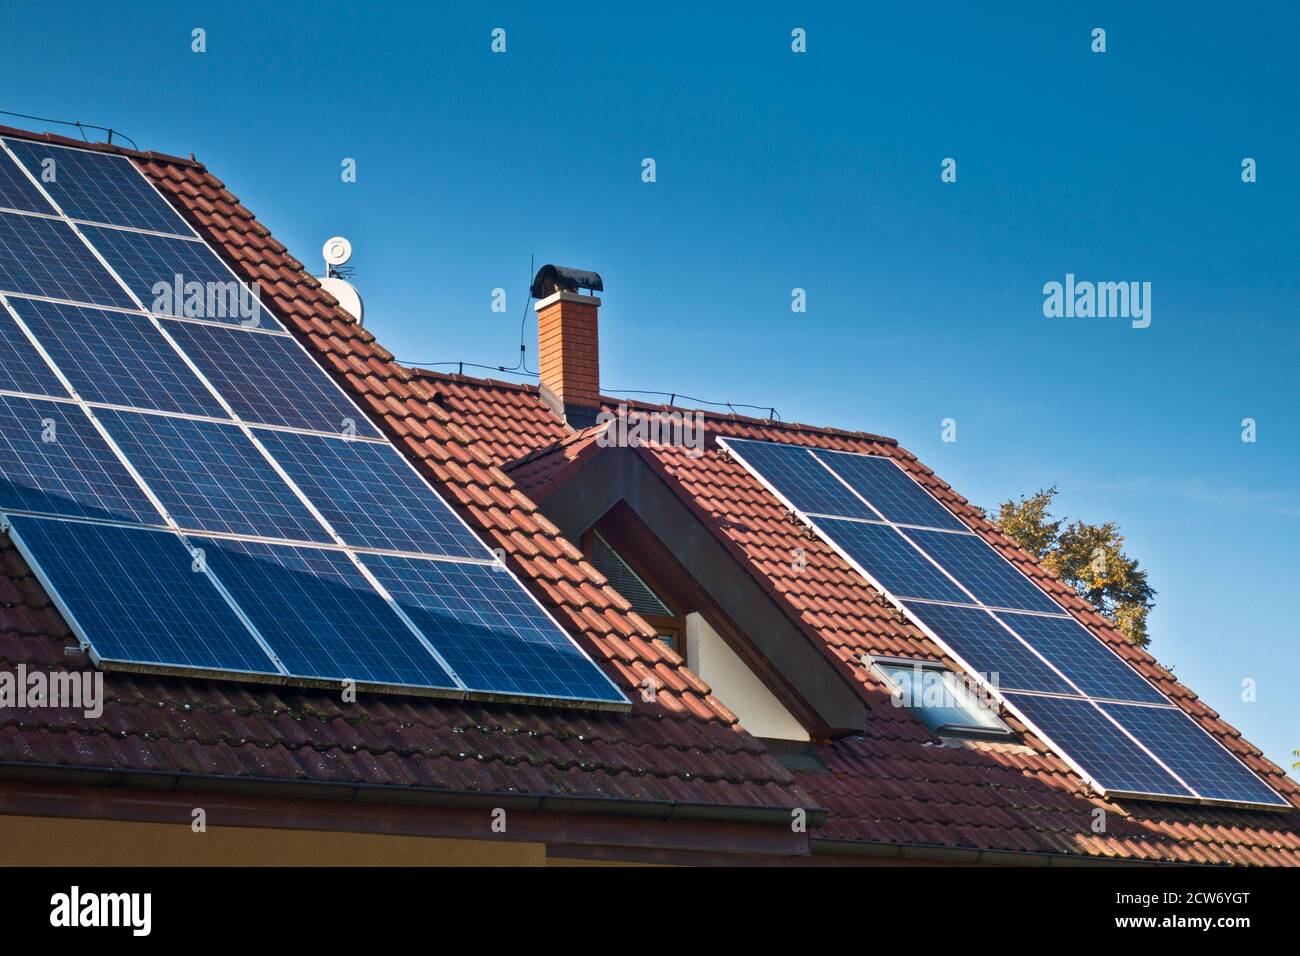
xmin=2 ymin=2 xmax=1296 ymax=773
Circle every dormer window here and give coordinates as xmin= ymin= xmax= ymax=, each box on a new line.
xmin=870 ymin=657 xmax=1011 ymax=738
xmin=586 ymin=530 xmax=686 ymax=658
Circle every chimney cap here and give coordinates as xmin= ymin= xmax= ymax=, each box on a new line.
xmin=530 ymin=264 xmax=603 ymax=300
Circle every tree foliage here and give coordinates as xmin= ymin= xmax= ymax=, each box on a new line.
xmin=988 ymin=486 xmax=1156 ymax=647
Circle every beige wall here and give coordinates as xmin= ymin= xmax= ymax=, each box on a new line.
xmin=685 ymin=613 xmax=809 ymax=741
xmin=0 ymin=813 xmax=546 ymax=866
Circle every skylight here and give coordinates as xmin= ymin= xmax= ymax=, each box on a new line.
xmin=872 ymin=658 xmax=1010 ymax=738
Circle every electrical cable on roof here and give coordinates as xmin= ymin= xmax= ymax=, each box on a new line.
xmin=406 ymin=254 xmax=539 ymax=378
xmin=405 ymin=360 xmax=540 ymax=379
xmin=603 ymin=389 xmax=781 ymax=421
xmin=394 ymin=365 xmax=781 ymax=420
xmin=0 ymin=108 xmax=139 ymax=150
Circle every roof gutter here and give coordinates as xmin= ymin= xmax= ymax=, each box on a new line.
xmin=0 ymin=761 xmax=826 ymax=829
xmin=811 ymin=838 xmax=1197 ymax=867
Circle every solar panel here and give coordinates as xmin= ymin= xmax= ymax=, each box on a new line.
xmin=8 ymin=298 xmax=226 ymax=417
xmin=0 ymin=212 xmax=136 ymax=308
xmin=1101 ymin=702 xmax=1289 ymax=807
xmin=0 ymin=137 xmax=627 ymax=710
xmin=904 ymin=527 xmax=1061 ymax=614
xmin=5 ymin=515 xmax=275 ymax=674
xmin=996 ymin=611 xmax=1167 ymax=705
xmin=723 ymin=437 xmax=876 ymax=519
xmin=1004 ymin=693 xmax=1194 ymax=799
xmin=194 ymin=537 xmax=459 ymax=689
xmin=0 ymin=301 xmax=65 ymax=396
xmin=78 ymin=225 xmax=280 ymax=330
xmin=905 ymin=601 xmax=1074 ymax=695
xmin=0 ymin=395 xmax=160 ymax=523
xmin=163 ymin=319 xmax=380 ymax=436
xmin=253 ymin=428 xmax=491 ymax=559
xmin=722 ymin=437 xmax=1285 ymax=808
xmin=362 ymin=553 xmax=626 ymax=703
xmin=0 ymin=147 xmax=57 ymax=215
xmin=3 ymin=139 xmax=194 ymax=237
xmin=93 ymin=408 xmax=331 ymax=542
xmin=816 ymin=517 xmax=968 ymax=603
xmin=816 ymin=450 xmax=967 ymax=531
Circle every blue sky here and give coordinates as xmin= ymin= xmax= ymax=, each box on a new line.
xmin=2 ymin=2 xmax=1296 ymax=773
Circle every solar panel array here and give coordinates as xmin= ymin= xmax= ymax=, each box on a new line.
xmin=720 ymin=437 xmax=1286 ymax=808
xmin=0 ymin=136 xmax=625 ymax=708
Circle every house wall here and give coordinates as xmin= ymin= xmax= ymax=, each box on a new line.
xmin=0 ymin=813 xmax=547 ymax=866
xmin=685 ymin=613 xmax=809 ymax=742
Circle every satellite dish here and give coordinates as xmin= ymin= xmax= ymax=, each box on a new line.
xmin=319 ymin=236 xmax=362 ymax=325
xmin=320 ymin=275 xmax=364 ymax=326
xmin=323 ymin=236 xmax=352 ymax=267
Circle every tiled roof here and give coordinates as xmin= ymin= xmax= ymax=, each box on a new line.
xmin=627 ymin=422 xmax=1300 ymax=859
xmin=402 ymin=378 xmax=1300 ymax=864
xmin=0 ymin=125 xmax=812 ymax=825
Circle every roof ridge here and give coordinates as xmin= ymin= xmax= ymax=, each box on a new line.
xmin=0 ymin=123 xmax=203 ymax=169
xmin=408 ymin=367 xmax=899 ymax=446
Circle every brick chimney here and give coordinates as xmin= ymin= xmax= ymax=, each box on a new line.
xmin=531 ymin=265 xmax=603 ymax=429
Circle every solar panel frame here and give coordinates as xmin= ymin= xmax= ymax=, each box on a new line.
xmin=904 ymin=601 xmax=1076 ymax=696
xmin=362 ymin=552 xmax=627 ymax=704
xmin=7 ymin=298 xmax=227 ymax=417
xmin=0 ymin=394 xmax=162 ymax=524
xmin=0 ymin=144 xmax=59 ymax=215
xmin=721 ymin=437 xmax=879 ymax=519
xmin=815 ymin=450 xmax=969 ymax=531
xmin=904 ymin=527 xmax=1063 ymax=614
xmin=1003 ymin=693 xmax=1195 ymax=800
xmin=93 ymin=408 xmax=333 ymax=543
xmin=162 ymin=318 xmax=381 ymax=436
xmin=995 ymin=611 xmax=1170 ymax=705
xmin=0 ymin=298 xmax=67 ymax=397
xmin=4 ymin=515 xmax=279 ymax=676
xmin=1101 ymin=702 xmax=1289 ymax=807
xmin=813 ymin=516 xmax=971 ymax=604
xmin=193 ymin=537 xmax=462 ymax=692
xmin=0 ymin=212 xmax=137 ymax=309
xmin=3 ymin=138 xmax=197 ymax=237
xmin=253 ymin=428 xmax=493 ymax=560
xmin=78 ymin=224 xmax=283 ymax=330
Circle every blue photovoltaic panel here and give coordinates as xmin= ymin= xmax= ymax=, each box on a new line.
xmin=1102 ymin=703 xmax=1288 ymax=807
xmin=6 ymin=516 xmax=274 ymax=674
xmin=0 ymin=395 xmax=159 ymax=523
xmin=905 ymin=601 xmax=1074 ymax=695
xmin=723 ymin=438 xmax=876 ymax=519
xmin=8 ymin=298 xmax=226 ymax=417
xmin=0 ymin=304 xmax=64 ymax=396
xmin=0 ymin=212 xmax=135 ymax=308
xmin=254 ymin=429 xmax=490 ymax=559
xmin=194 ymin=537 xmax=458 ymax=689
xmin=996 ymin=611 xmax=1167 ymax=705
xmin=4 ymin=140 xmax=194 ymax=237
xmin=163 ymin=319 xmax=380 ymax=436
xmin=905 ymin=527 xmax=1061 ymax=614
xmin=0 ymin=148 xmax=57 ymax=215
xmin=816 ymin=517 xmax=969 ymax=603
xmin=817 ymin=450 xmax=967 ymax=531
xmin=362 ymin=553 xmax=626 ymax=703
xmin=1004 ymin=693 xmax=1193 ymax=799
xmin=78 ymin=225 xmax=280 ymax=330
xmin=94 ymin=408 xmax=330 ymax=542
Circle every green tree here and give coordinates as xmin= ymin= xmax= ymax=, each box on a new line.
xmin=988 ymin=486 xmax=1156 ymax=647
